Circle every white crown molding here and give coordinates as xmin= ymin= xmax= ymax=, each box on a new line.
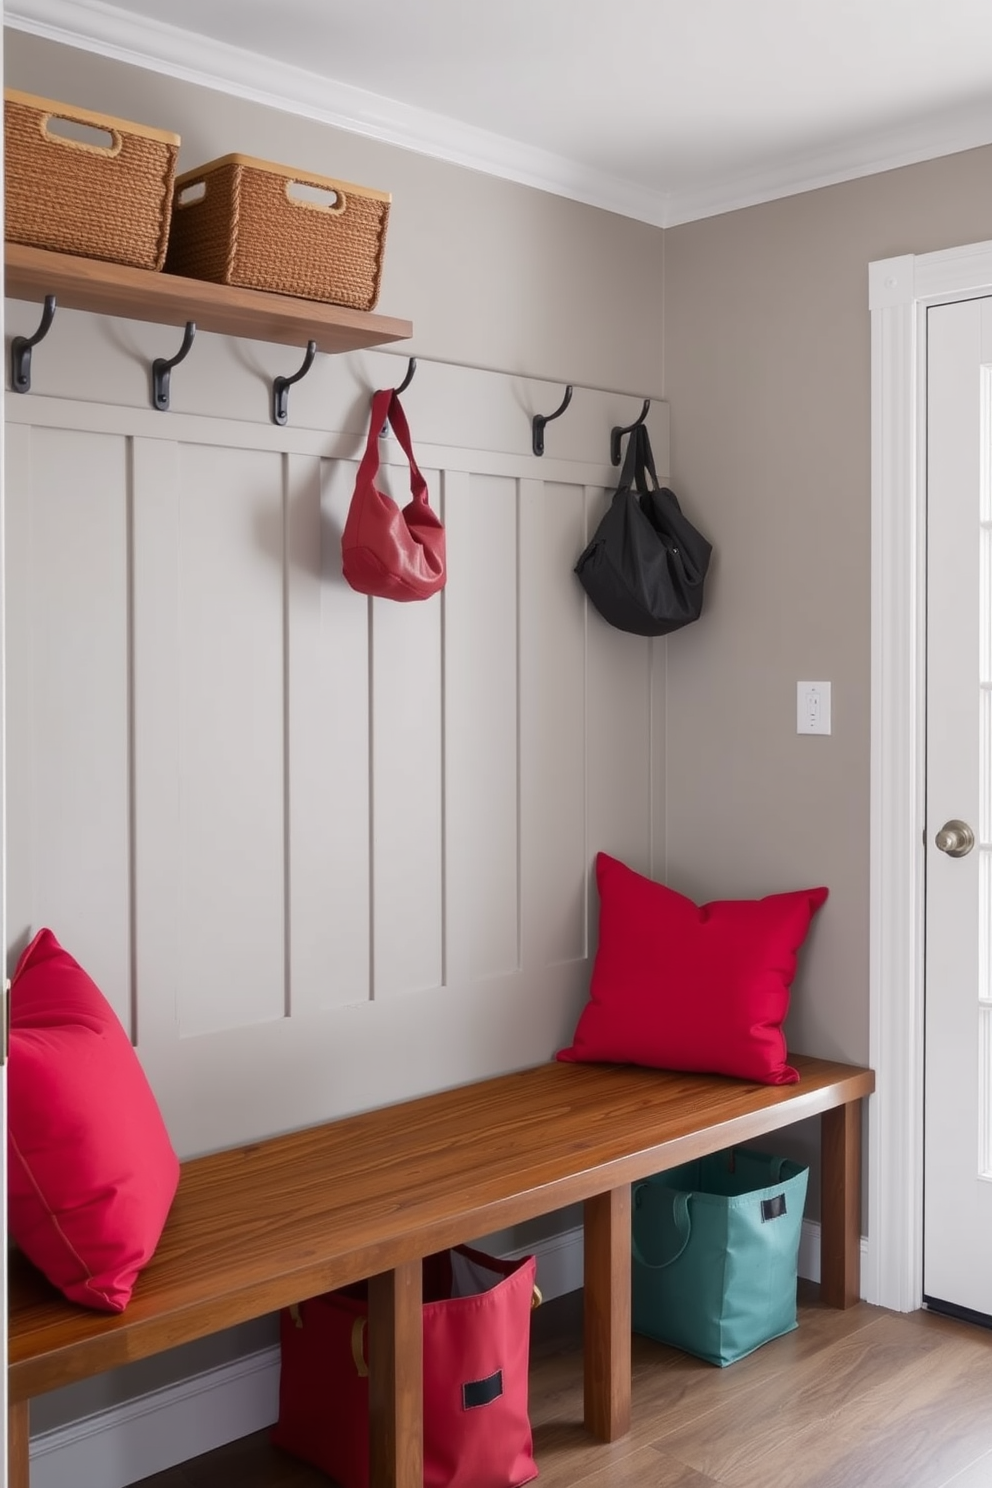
xmin=4 ymin=0 xmax=672 ymax=227
xmin=9 ymin=0 xmax=992 ymax=232
xmin=666 ymin=109 xmax=992 ymax=227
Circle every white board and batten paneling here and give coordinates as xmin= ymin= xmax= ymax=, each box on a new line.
xmin=4 ymin=301 xmax=669 ymax=1158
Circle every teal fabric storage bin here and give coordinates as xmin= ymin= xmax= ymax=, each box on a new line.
xmin=631 ymin=1147 xmax=808 ymax=1366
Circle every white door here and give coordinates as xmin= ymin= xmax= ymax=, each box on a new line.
xmin=924 ymin=293 xmax=992 ymax=1320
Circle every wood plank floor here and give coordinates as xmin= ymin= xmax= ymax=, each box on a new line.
xmin=136 ymin=1282 xmax=992 ymax=1488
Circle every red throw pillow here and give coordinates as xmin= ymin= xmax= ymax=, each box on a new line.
xmin=557 ymin=854 xmax=828 ymax=1084
xmin=8 ymin=928 xmax=180 ymax=1311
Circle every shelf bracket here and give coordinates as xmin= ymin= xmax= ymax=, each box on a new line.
xmin=272 ymin=340 xmax=317 ymax=426
xmin=152 ymin=321 xmax=196 ymax=411
xmin=11 ymin=295 xmax=57 ymax=394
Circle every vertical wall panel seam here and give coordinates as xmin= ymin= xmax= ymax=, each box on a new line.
xmin=439 ymin=467 xmax=449 ymax=989
xmin=582 ymin=484 xmax=591 ymax=959
xmin=281 ymin=452 xmax=292 ymax=1019
xmin=0 ymin=388 xmax=7 ymax=1007
xmin=126 ymin=435 xmax=139 ymax=1044
xmin=663 ymin=637 xmax=669 ymax=884
xmin=367 ymin=595 xmax=376 ymax=1000
xmin=663 ymin=636 xmax=672 ymax=880
xmin=660 ymin=220 xmax=667 ymax=400
xmin=514 ymin=475 xmax=523 ymax=972
xmin=648 ymin=638 xmax=655 ymax=876
xmin=660 ymin=221 xmax=669 ymax=888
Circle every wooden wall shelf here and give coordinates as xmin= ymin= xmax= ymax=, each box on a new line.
xmin=4 ymin=243 xmax=413 ymax=355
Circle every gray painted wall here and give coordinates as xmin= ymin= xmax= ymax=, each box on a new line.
xmin=662 ymin=147 xmax=992 ymax=1196
xmin=664 ymin=149 xmax=992 ymax=1069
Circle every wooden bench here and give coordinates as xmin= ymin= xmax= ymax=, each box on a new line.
xmin=8 ymin=1052 xmax=874 ymax=1488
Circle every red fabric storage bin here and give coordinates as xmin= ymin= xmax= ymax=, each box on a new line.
xmin=271 ymin=1245 xmax=539 ymax=1488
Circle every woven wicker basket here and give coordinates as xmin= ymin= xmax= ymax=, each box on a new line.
xmin=165 ymin=154 xmax=391 ymax=311
xmin=4 ymin=89 xmax=180 ymax=271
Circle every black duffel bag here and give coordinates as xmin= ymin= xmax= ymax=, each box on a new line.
xmin=574 ymin=424 xmax=712 ymax=636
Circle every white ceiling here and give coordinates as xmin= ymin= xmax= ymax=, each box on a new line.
xmin=8 ymin=0 xmax=992 ymax=226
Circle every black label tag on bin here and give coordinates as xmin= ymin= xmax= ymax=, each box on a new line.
xmin=462 ymin=1369 xmax=503 ymax=1409
xmin=761 ymin=1194 xmax=787 ymax=1222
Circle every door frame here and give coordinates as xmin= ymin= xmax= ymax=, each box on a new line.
xmin=869 ymin=238 xmax=992 ymax=1311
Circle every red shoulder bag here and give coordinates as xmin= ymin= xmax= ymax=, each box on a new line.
xmin=341 ymin=387 xmax=446 ymax=601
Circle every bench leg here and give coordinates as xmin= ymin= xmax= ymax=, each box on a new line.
xmin=368 ymin=1260 xmax=423 ymax=1488
xmin=9 ymin=1400 xmax=29 ymax=1488
xmin=583 ymin=1186 xmax=631 ymax=1442
xmin=820 ymin=1099 xmax=862 ymax=1308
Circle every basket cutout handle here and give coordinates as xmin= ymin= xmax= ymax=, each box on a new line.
xmin=286 ymin=178 xmax=348 ymax=215
xmin=176 ymin=180 xmax=207 ymax=208
xmin=40 ymin=112 xmax=122 ymax=158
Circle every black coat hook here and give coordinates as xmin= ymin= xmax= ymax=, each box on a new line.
xmin=152 ymin=322 xmax=196 ymax=411
xmin=11 ymin=295 xmax=57 ymax=394
xmin=532 ymin=385 xmax=573 ymax=456
xmin=610 ymin=398 xmax=651 ymax=466
xmin=272 ymin=340 xmax=317 ymax=425
xmin=380 ymin=358 xmax=417 ymax=433
xmin=395 ymin=357 xmax=417 ymax=395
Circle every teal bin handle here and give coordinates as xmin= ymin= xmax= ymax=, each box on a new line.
xmin=632 ymin=1186 xmax=692 ymax=1270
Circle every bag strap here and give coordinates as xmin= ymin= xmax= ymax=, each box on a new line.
xmin=614 ymin=420 xmax=646 ymax=496
xmin=727 ymin=1148 xmax=788 ymax=1184
xmin=355 ymin=387 xmax=431 ymax=506
xmin=634 ymin=423 xmax=660 ymax=493
xmin=725 ymin=1147 xmax=787 ymax=1182
xmin=631 ymin=1185 xmax=692 ymax=1270
xmin=616 ymin=423 xmax=660 ymax=499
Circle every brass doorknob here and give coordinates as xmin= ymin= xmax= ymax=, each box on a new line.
xmin=935 ymin=819 xmax=976 ymax=857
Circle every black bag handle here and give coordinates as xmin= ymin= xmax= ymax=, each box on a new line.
xmin=634 ymin=423 xmax=660 ymax=493
xmin=616 ymin=423 xmax=660 ymax=500
xmin=614 ymin=422 xmax=645 ymax=495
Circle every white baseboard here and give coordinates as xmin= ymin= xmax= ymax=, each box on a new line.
xmin=30 ymin=1217 xmax=853 ymax=1488
xmin=29 ymin=1344 xmax=281 ymax=1488
xmin=502 ymin=1223 xmax=586 ymax=1297
xmin=799 ymin=1214 xmax=821 ymax=1282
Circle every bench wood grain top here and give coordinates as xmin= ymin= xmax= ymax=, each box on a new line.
xmin=9 ymin=1053 xmax=873 ymax=1402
